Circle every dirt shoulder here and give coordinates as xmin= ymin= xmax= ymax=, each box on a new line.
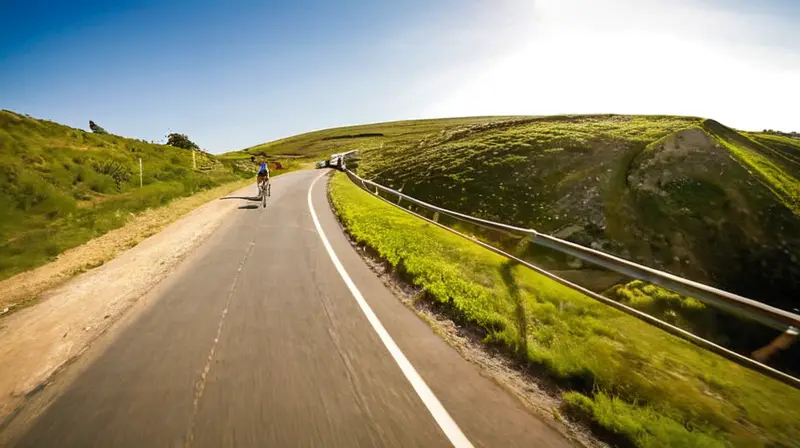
xmin=0 ymin=179 xmax=250 ymax=314
xmin=0 ymin=180 xmax=257 ymax=424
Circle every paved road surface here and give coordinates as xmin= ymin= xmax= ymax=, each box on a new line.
xmin=8 ymin=170 xmax=570 ymax=447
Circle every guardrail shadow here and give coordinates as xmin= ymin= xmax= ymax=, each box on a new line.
xmin=500 ymin=260 xmax=528 ymax=360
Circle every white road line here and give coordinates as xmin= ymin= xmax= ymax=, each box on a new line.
xmin=307 ymin=171 xmax=473 ymax=448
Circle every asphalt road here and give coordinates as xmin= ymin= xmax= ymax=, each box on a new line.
xmin=9 ymin=170 xmax=571 ymax=448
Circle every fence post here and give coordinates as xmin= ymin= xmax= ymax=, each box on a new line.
xmin=193 ymin=150 xmax=197 ymax=170
xmin=139 ymin=158 xmax=143 ymax=188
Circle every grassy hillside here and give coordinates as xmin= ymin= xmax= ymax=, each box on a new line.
xmin=0 ymin=110 xmax=251 ymax=280
xmin=238 ymin=114 xmax=800 ymax=307
xmin=241 ymin=113 xmax=800 ymax=371
xmin=352 ymin=116 xmax=800 ymax=307
xmin=330 ymin=172 xmax=800 ymax=448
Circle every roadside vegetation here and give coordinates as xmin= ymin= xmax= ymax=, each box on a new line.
xmin=329 ymin=172 xmax=800 ymax=447
xmin=0 ymin=110 xmax=256 ymax=280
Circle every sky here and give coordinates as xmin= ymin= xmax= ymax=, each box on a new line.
xmin=1 ymin=0 xmax=799 ymax=153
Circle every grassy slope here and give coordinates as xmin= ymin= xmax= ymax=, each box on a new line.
xmin=238 ymin=113 xmax=800 ymax=370
xmin=334 ymin=116 xmax=800 ymax=314
xmin=348 ymin=116 xmax=798 ymax=282
xmin=222 ymin=116 xmax=521 ymax=160
xmin=705 ymin=120 xmax=800 ymax=214
xmin=236 ymin=113 xmax=800 ymax=300
xmin=329 ymin=172 xmax=800 ymax=448
xmin=356 ymin=115 xmax=700 ymax=225
xmin=0 ymin=110 xmax=251 ymax=280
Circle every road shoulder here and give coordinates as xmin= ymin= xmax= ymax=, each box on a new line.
xmin=0 ymin=181 xmax=261 ymax=427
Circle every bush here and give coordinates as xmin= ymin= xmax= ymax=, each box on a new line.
xmin=92 ymin=160 xmax=132 ymax=190
xmin=166 ymin=133 xmax=199 ymax=149
xmin=89 ymin=120 xmax=108 ymax=135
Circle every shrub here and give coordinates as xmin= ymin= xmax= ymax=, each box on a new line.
xmin=166 ymin=133 xmax=199 ymax=149
xmin=88 ymin=120 xmax=108 ymax=134
xmin=92 ymin=160 xmax=132 ymax=189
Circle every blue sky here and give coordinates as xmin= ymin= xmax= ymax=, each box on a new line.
xmin=2 ymin=0 xmax=799 ymax=153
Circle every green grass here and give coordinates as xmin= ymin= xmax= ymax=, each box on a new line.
xmin=563 ymin=392 xmax=724 ymax=448
xmin=703 ymin=121 xmax=800 ymax=214
xmin=604 ymin=281 xmax=769 ymax=351
xmin=0 ymin=110 xmax=255 ymax=280
xmin=745 ymin=133 xmax=800 ymax=168
xmin=329 ymin=171 xmax=800 ymax=448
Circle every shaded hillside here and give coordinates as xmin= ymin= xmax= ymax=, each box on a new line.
xmin=0 ymin=110 xmax=248 ymax=280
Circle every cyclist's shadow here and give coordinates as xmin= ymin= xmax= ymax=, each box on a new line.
xmin=220 ymin=195 xmax=262 ymax=209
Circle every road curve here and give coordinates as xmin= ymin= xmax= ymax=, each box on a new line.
xmin=8 ymin=170 xmax=571 ymax=448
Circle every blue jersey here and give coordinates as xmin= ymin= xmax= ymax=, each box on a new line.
xmin=258 ymin=162 xmax=268 ymax=174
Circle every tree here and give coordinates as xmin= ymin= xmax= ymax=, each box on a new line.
xmin=89 ymin=120 xmax=108 ymax=134
xmin=166 ymin=133 xmax=199 ymax=150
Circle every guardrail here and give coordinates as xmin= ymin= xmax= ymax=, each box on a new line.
xmin=341 ymin=168 xmax=800 ymax=390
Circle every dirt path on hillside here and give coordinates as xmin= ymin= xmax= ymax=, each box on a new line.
xmin=0 ymin=181 xmax=259 ymax=424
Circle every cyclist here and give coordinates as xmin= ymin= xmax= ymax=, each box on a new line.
xmin=250 ymin=156 xmax=270 ymax=194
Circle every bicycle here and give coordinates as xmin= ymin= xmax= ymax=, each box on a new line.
xmin=258 ymin=175 xmax=271 ymax=208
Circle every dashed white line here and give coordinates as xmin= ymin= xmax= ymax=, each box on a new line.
xmin=307 ymin=171 xmax=473 ymax=448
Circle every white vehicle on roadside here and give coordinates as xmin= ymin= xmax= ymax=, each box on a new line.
xmin=327 ymin=154 xmax=346 ymax=170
